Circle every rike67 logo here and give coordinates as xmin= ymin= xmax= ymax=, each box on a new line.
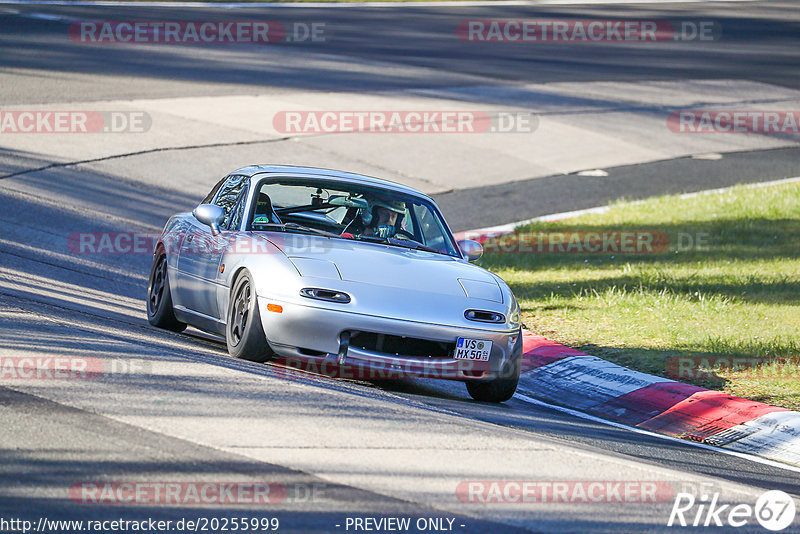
xmin=668 ymin=490 xmax=796 ymax=531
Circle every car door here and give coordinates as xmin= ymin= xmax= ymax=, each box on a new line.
xmin=176 ymin=175 xmax=249 ymax=319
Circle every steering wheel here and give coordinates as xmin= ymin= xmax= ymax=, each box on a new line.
xmin=394 ymin=229 xmax=416 ymax=240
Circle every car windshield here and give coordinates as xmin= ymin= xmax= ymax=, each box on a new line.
xmin=249 ymin=178 xmax=460 ymax=258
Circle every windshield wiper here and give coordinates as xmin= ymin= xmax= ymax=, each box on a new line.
xmin=386 ymin=239 xmax=440 ymax=254
xmin=253 ymin=222 xmax=340 ymax=239
xmin=353 ymin=235 xmax=385 ymax=244
xmin=355 ymin=235 xmax=440 ymax=254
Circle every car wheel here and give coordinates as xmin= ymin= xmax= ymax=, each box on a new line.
xmin=147 ymin=253 xmax=187 ymax=333
xmin=226 ymin=270 xmax=274 ymax=362
xmin=465 ymin=357 xmax=521 ymax=403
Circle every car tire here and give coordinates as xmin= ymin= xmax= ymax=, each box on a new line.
xmin=465 ymin=356 xmax=521 ymax=403
xmin=226 ymin=270 xmax=274 ymax=362
xmin=147 ymin=253 xmax=187 ymax=333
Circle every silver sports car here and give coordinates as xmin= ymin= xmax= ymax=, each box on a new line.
xmin=147 ymin=165 xmax=522 ymax=402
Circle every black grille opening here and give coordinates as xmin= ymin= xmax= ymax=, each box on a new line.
xmin=465 ymin=309 xmax=505 ymax=323
xmin=300 ymin=287 xmax=351 ymax=303
xmin=348 ymin=331 xmax=454 ymax=358
xmin=297 ymin=347 xmax=327 ymax=357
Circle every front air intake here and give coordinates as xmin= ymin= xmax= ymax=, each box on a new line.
xmin=300 ymin=287 xmax=351 ymax=303
xmin=464 ymin=309 xmax=505 ymax=323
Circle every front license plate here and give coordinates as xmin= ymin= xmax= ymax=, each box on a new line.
xmin=454 ymin=338 xmax=492 ymax=361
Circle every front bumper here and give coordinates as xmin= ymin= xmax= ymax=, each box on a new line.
xmin=258 ymin=297 xmax=521 ymax=381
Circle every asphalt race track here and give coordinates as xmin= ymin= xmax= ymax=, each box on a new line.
xmin=1 ymin=1 xmax=799 ymax=532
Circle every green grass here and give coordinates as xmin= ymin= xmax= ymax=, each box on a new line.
xmin=479 ymin=182 xmax=800 ymax=410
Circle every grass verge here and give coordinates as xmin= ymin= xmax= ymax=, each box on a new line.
xmin=479 ymin=182 xmax=800 ymax=410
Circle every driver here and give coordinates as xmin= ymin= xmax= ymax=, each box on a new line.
xmin=362 ymin=198 xmax=406 ymax=238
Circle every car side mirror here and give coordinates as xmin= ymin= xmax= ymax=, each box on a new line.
xmin=457 ymin=239 xmax=483 ymax=262
xmin=193 ymin=204 xmax=225 ymax=236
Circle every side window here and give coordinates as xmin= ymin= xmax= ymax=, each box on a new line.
xmin=213 ymin=175 xmax=249 ymax=216
xmin=414 ymin=204 xmax=450 ymax=254
xmin=201 ymin=176 xmax=227 ymax=204
xmin=224 ymin=187 xmax=249 ymax=231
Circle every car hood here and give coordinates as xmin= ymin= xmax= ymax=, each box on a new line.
xmin=258 ymin=233 xmax=503 ymax=303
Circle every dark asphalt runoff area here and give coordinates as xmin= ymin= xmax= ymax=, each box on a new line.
xmin=437 ymin=146 xmax=800 ymax=231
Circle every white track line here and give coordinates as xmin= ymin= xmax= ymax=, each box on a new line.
xmin=464 ymin=174 xmax=800 ymax=235
xmin=0 ymin=0 xmax=758 ymax=7
xmin=514 ymin=392 xmax=800 ymax=474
